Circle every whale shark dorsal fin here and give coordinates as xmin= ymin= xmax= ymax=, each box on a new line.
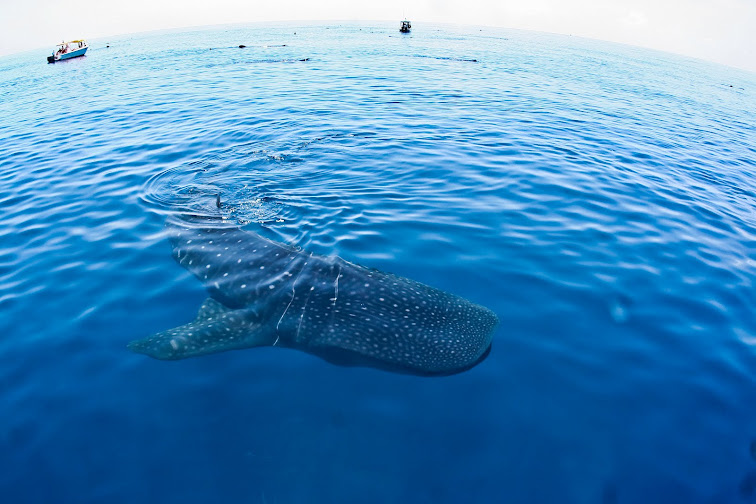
xmin=195 ymin=298 xmax=231 ymax=321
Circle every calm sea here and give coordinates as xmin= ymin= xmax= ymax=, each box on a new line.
xmin=1 ymin=22 xmax=755 ymax=503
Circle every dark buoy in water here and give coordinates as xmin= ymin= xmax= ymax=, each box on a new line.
xmin=216 ymin=194 xmax=222 ymax=209
xmin=239 ymin=44 xmax=246 ymax=48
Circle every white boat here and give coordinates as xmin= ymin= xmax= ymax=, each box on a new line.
xmin=47 ymin=40 xmax=88 ymax=63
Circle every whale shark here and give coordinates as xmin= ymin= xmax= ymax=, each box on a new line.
xmin=128 ymin=218 xmax=498 ymax=376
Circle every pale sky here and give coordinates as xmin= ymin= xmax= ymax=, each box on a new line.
xmin=1 ymin=0 xmax=754 ymax=73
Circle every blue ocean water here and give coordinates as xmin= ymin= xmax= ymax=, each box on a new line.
xmin=1 ymin=21 xmax=755 ymax=503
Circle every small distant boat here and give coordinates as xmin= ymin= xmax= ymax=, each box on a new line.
xmin=47 ymin=40 xmax=88 ymax=63
xmin=400 ymin=20 xmax=411 ymax=33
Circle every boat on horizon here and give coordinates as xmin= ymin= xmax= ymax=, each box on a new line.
xmin=47 ymin=40 xmax=88 ymax=63
xmin=400 ymin=20 xmax=411 ymax=33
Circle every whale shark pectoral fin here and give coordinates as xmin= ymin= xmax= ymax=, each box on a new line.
xmin=195 ymin=297 xmax=232 ymax=321
xmin=128 ymin=302 xmax=274 ymax=360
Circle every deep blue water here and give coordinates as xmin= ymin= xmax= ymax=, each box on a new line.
xmin=1 ymin=22 xmax=755 ymax=503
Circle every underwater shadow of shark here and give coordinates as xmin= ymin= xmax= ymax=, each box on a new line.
xmin=128 ymin=217 xmax=498 ymax=376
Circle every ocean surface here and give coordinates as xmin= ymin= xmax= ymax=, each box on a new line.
xmin=1 ymin=22 xmax=755 ymax=503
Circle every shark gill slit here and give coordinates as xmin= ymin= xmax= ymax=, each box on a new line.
xmin=275 ymin=261 xmax=307 ymax=344
xmin=332 ymin=265 xmax=341 ymax=307
xmin=296 ymin=287 xmax=313 ymax=342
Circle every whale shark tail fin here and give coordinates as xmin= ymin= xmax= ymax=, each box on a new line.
xmin=163 ymin=192 xmax=230 ymax=230
xmin=128 ymin=299 xmax=274 ymax=360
